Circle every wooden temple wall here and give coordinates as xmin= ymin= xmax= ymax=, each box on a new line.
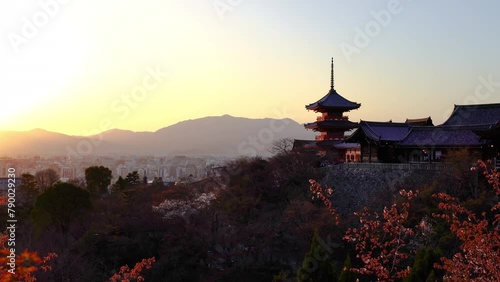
xmin=361 ymin=143 xmax=378 ymax=162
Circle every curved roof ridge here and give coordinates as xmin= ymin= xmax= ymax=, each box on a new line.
xmin=441 ymin=106 xmax=460 ymax=126
xmin=305 ymin=88 xmax=361 ymax=111
xmin=361 ymin=120 xmax=408 ymax=126
xmin=400 ymin=126 xmax=416 ymax=142
xmin=406 ymin=116 xmax=431 ymax=120
xmin=405 ymin=116 xmax=432 ymax=122
xmin=435 ymin=124 xmax=494 ymax=129
xmin=441 ymin=103 xmax=500 ymax=126
xmin=453 ymin=102 xmax=500 ymax=108
xmin=360 ymin=121 xmax=381 ymax=140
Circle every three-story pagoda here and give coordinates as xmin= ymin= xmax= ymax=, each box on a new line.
xmin=305 ymin=59 xmax=361 ymax=148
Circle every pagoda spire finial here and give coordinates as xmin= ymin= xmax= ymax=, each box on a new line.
xmin=330 ymin=58 xmax=334 ymax=90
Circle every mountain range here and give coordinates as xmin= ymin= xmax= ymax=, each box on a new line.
xmin=0 ymin=115 xmax=316 ymax=157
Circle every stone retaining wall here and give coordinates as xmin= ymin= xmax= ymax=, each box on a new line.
xmin=321 ymin=165 xmax=440 ymax=215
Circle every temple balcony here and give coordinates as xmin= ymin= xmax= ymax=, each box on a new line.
xmin=316 ymin=115 xmax=349 ymax=122
xmin=315 ymin=135 xmax=343 ymax=141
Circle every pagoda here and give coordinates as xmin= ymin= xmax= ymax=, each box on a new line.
xmin=305 ymin=59 xmax=361 ymax=148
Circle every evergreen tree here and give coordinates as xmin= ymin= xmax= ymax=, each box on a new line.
xmin=33 ymin=183 xmax=91 ymax=232
xmin=112 ymin=176 xmax=128 ymax=191
xmin=17 ymin=173 xmax=39 ymax=209
xmin=338 ymin=255 xmax=356 ymax=282
xmin=425 ymin=270 xmax=438 ymax=282
xmin=404 ymin=247 xmax=443 ymax=282
xmin=85 ymin=166 xmax=112 ymax=194
xmin=272 ymin=270 xmax=290 ymax=282
xmin=297 ymin=231 xmax=338 ymax=282
xmin=126 ymin=171 xmax=141 ymax=185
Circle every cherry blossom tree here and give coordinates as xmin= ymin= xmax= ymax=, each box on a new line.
xmin=0 ymin=232 xmax=57 ymax=282
xmin=309 ymin=180 xmax=418 ymax=281
xmin=109 ymin=257 xmax=156 ymax=282
xmin=432 ymin=160 xmax=500 ymax=281
xmin=309 ymin=180 xmax=339 ymax=225
xmin=343 ymin=190 xmax=418 ymax=281
xmin=152 ymin=192 xmax=216 ymax=220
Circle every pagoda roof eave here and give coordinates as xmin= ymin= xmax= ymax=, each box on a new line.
xmin=315 ymin=140 xmax=343 ymax=147
xmin=304 ymin=120 xmax=359 ymax=129
xmin=305 ymin=104 xmax=361 ymax=112
xmin=305 ymin=88 xmax=361 ymax=111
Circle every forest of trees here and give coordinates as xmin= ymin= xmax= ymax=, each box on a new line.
xmin=1 ymin=148 xmax=499 ymax=281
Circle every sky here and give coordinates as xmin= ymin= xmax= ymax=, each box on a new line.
xmin=1 ymin=0 xmax=500 ymax=136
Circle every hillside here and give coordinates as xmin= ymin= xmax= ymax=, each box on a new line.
xmin=0 ymin=115 xmax=315 ymax=156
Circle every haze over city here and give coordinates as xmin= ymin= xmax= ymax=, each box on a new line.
xmin=2 ymin=0 xmax=500 ymax=136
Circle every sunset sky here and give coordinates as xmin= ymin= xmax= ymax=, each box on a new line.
xmin=1 ymin=1 xmax=500 ymax=136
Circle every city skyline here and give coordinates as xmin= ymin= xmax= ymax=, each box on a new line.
xmin=2 ymin=1 xmax=500 ymax=135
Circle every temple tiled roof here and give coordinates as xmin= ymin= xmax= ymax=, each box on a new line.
xmin=350 ymin=121 xmax=411 ymax=142
xmin=292 ymin=139 xmax=316 ymax=151
xmin=398 ymin=126 xmax=489 ymax=147
xmin=333 ymin=142 xmax=360 ymax=149
xmin=406 ymin=117 xmax=433 ymax=126
xmin=304 ymin=120 xmax=359 ymax=130
xmin=316 ymin=139 xmax=343 ymax=147
xmin=305 ymin=88 xmax=361 ymax=112
xmin=441 ymin=103 xmax=500 ymax=126
xmin=473 ymin=122 xmax=500 ymax=141
xmin=335 ymin=103 xmax=498 ymax=150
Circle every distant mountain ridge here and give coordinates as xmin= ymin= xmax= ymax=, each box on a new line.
xmin=0 ymin=115 xmax=315 ymax=157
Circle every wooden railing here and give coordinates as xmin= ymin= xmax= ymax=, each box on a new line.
xmin=316 ymin=116 xmax=349 ymax=122
xmin=338 ymin=162 xmax=455 ymax=171
xmin=315 ymin=136 xmax=342 ymax=141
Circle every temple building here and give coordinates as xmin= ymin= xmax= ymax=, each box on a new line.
xmin=303 ymin=59 xmax=361 ymax=161
xmin=347 ymin=103 xmax=500 ymax=165
xmin=347 ymin=121 xmax=413 ymax=163
xmin=296 ymin=59 xmax=499 ymax=167
xmin=397 ymin=104 xmax=500 ymax=165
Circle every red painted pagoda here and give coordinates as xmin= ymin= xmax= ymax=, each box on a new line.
xmin=305 ymin=59 xmax=361 ymax=149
